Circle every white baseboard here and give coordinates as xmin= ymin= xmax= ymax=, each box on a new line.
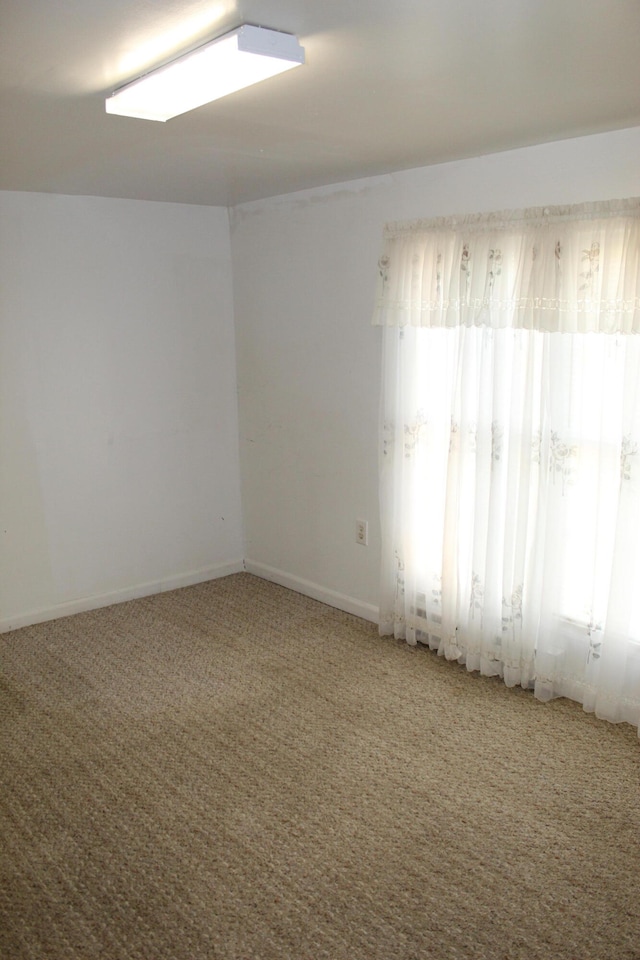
xmin=1 ymin=559 xmax=379 ymax=633
xmin=244 ymin=560 xmax=379 ymax=623
xmin=0 ymin=559 xmax=245 ymax=633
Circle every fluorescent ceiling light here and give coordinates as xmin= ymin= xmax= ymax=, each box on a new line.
xmin=106 ymin=24 xmax=305 ymax=121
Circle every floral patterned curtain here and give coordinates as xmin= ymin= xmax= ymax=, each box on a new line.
xmin=373 ymin=199 xmax=640 ymax=332
xmin=374 ymin=199 xmax=640 ymax=735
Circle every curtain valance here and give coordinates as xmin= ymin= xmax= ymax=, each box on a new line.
xmin=373 ymin=198 xmax=640 ymax=333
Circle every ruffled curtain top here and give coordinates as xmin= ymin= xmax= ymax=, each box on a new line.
xmin=372 ymin=198 xmax=640 ymax=333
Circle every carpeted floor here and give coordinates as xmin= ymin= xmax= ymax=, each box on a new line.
xmin=1 ymin=572 xmax=639 ymax=959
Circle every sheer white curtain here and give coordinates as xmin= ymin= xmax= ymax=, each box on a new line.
xmin=374 ymin=199 xmax=640 ymax=734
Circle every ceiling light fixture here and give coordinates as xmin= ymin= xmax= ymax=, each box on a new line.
xmin=105 ymin=24 xmax=305 ymax=122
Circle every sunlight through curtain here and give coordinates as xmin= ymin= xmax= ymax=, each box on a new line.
xmin=373 ymin=199 xmax=640 ymax=734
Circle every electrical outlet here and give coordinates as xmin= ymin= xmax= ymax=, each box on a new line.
xmin=356 ymin=519 xmax=368 ymax=546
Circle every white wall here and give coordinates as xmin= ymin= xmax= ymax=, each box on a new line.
xmin=230 ymin=126 xmax=640 ymax=621
xmin=0 ymin=192 xmax=243 ymax=630
xmin=4 ymin=128 xmax=640 ymax=631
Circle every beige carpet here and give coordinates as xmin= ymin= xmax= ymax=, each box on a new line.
xmin=1 ymin=572 xmax=639 ymax=960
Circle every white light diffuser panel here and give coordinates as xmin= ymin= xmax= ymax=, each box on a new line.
xmin=106 ymin=25 xmax=305 ymax=121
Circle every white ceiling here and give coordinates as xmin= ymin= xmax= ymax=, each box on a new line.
xmin=2 ymin=0 xmax=640 ymax=207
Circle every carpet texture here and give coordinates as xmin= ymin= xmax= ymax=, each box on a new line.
xmin=1 ymin=572 xmax=639 ymax=959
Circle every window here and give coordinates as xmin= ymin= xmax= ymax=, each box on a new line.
xmin=374 ymin=199 xmax=640 ymax=734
